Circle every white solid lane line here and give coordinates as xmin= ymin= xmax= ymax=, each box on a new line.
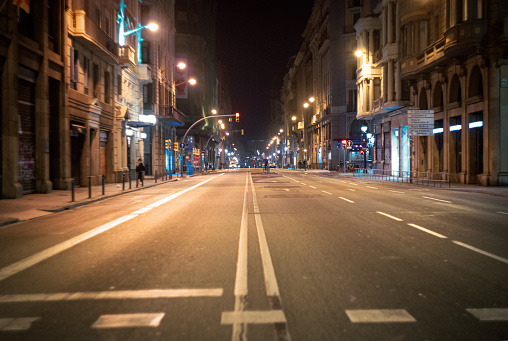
xmin=0 ymin=176 xmax=220 ymax=282
xmin=234 ymin=175 xmax=249 ymax=298
xmin=467 ymin=308 xmax=508 ymax=321
xmin=366 ymin=186 xmax=378 ymax=189
xmin=0 ymin=289 xmax=224 ymax=303
xmin=407 ymin=223 xmax=447 ymax=239
xmin=453 ymin=241 xmax=508 ymax=264
xmin=346 ymin=310 xmax=416 ymax=323
xmin=250 ymin=175 xmax=281 ymax=297
xmin=376 ymin=211 xmax=403 ymax=221
xmin=422 ymin=196 xmax=452 ymax=203
xmin=338 ymin=197 xmax=354 ymax=203
xmin=92 ymin=313 xmax=164 ymax=329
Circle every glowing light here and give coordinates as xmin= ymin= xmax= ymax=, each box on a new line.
xmin=177 ymin=62 xmax=186 ymax=70
xmin=355 ymin=50 xmax=363 ymax=57
xmin=188 ymin=78 xmax=197 ymax=85
xmin=433 ymin=128 xmax=444 ymax=134
xmin=469 ymin=121 xmax=483 ymax=129
xmin=147 ymin=23 xmax=158 ymax=31
xmin=303 ymin=103 xmax=309 ymax=108
xmin=309 ymin=97 xmax=315 ymax=103
xmin=449 ymin=125 xmax=462 ymax=131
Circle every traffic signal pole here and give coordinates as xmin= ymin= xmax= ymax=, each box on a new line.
xmin=180 ymin=114 xmax=237 ymax=178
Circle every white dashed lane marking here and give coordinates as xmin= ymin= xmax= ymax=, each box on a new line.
xmin=407 ymin=223 xmax=447 ymax=239
xmin=221 ymin=311 xmax=286 ymax=324
xmin=376 ymin=211 xmax=403 ymax=221
xmin=366 ymin=186 xmax=378 ymax=189
xmin=322 ymin=191 xmax=332 ymax=195
xmin=453 ymin=241 xmax=508 ymax=264
xmin=467 ymin=308 xmax=508 ymax=321
xmin=422 ymin=196 xmax=452 ymax=203
xmin=91 ymin=313 xmax=164 ymax=329
xmin=346 ymin=309 xmax=416 ymax=323
xmin=0 ymin=317 xmax=40 ymax=331
xmin=338 ymin=197 xmax=354 ymax=203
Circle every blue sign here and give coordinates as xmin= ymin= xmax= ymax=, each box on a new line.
xmin=180 ymin=143 xmax=185 ymax=149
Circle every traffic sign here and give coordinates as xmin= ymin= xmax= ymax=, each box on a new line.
xmin=347 ymin=140 xmax=353 ymax=149
xmin=408 ymin=109 xmax=434 ymax=136
xmin=179 ymin=142 xmax=185 ymax=149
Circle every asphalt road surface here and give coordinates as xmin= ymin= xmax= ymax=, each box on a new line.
xmin=0 ymin=169 xmax=507 ymax=341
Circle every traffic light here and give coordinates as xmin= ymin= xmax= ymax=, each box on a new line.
xmin=165 ymin=140 xmax=169 ymax=149
xmin=235 ymin=112 xmax=240 ymax=122
xmin=173 ymin=142 xmax=179 ymax=151
xmin=341 ymin=139 xmax=347 ymax=148
xmin=241 ymin=129 xmax=244 ymax=135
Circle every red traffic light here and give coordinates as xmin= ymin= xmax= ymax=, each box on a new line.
xmin=341 ymin=139 xmax=347 ymax=146
xmin=235 ymin=112 xmax=240 ymax=122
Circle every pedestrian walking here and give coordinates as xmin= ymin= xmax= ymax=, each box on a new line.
xmin=136 ymin=158 xmax=145 ymax=186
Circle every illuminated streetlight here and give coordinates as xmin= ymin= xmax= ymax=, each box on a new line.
xmin=211 ymin=109 xmax=217 ymax=114
xmin=292 ymin=116 xmax=297 ymax=121
xmin=177 ymin=62 xmax=187 ymax=70
xmin=355 ymin=50 xmax=364 ymax=57
xmin=309 ymin=97 xmax=315 ymax=103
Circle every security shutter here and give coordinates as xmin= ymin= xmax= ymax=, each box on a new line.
xmin=18 ymin=78 xmax=36 ymax=194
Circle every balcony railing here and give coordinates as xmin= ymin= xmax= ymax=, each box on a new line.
xmin=74 ymin=10 xmax=118 ymax=61
xmin=119 ymin=45 xmax=136 ymax=68
xmin=158 ymin=105 xmax=185 ymax=126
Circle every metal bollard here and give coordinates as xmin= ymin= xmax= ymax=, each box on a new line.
xmin=122 ymin=172 xmax=125 ymax=190
xmin=88 ymin=176 xmax=92 ymax=199
xmin=155 ymin=170 xmax=158 ymax=183
xmin=71 ymin=178 xmax=75 ymax=202
xmin=129 ymin=170 xmax=132 ymax=189
xmin=102 ymin=174 xmax=105 ymax=195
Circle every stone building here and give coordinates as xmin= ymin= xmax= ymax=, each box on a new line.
xmin=355 ymin=0 xmax=508 ymax=185
xmin=0 ymin=0 xmax=184 ymax=199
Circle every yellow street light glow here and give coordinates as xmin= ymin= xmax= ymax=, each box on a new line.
xmin=355 ymin=50 xmax=363 ymax=57
xmin=279 ymin=129 xmax=283 ymax=133
xmin=292 ymin=116 xmax=297 ymax=121
xmin=188 ymin=78 xmax=197 ymax=85
xmin=303 ymin=103 xmax=309 ymax=108
xmin=221 ymin=123 xmax=225 ymax=129
xmin=218 ymin=120 xmax=223 ymax=124
xmin=147 ymin=23 xmax=159 ymax=31
xmin=309 ymin=97 xmax=315 ymax=103
xmin=177 ymin=62 xmax=186 ymax=70
xmin=212 ymin=109 xmax=217 ymax=114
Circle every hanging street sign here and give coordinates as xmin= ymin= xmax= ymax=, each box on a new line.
xmin=408 ymin=109 xmax=434 ymax=136
xmin=180 ymin=142 xmax=186 ymax=149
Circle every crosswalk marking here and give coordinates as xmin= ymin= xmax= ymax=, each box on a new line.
xmin=467 ymin=308 xmax=508 ymax=321
xmin=91 ymin=313 xmax=164 ymax=329
xmin=346 ymin=309 xmax=416 ymax=323
xmin=0 ymin=289 xmax=223 ymax=303
xmin=221 ymin=310 xmax=286 ymax=324
xmin=0 ymin=317 xmax=40 ymax=331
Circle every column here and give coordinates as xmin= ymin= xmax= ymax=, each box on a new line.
xmin=369 ymin=29 xmax=374 ymax=64
xmin=369 ymin=78 xmax=374 ymax=112
xmin=387 ymin=1 xmax=393 ymax=44
xmin=382 ymin=8 xmax=387 ymax=47
xmin=387 ymin=60 xmax=394 ymax=102
xmin=395 ymin=1 xmax=400 ymax=43
xmin=395 ymin=60 xmax=401 ymax=101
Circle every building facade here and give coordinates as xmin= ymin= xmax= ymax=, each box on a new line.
xmin=0 ymin=0 xmax=186 ymax=199
xmin=356 ymin=0 xmax=508 ymax=185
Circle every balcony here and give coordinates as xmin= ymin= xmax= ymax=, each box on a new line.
xmin=158 ymin=105 xmax=186 ymax=126
xmin=119 ymin=45 xmax=136 ymax=68
xmin=73 ymin=10 xmax=118 ymax=63
xmin=400 ymin=38 xmax=445 ymax=78
xmin=136 ymin=64 xmax=152 ymax=84
xmin=444 ymin=21 xmax=487 ymax=58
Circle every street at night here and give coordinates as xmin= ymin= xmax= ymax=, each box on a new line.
xmin=1 ymin=170 xmax=507 ymax=340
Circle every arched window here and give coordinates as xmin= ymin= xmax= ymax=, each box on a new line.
xmin=419 ymin=87 xmax=428 ymax=109
xmin=432 ymin=82 xmax=443 ymax=109
xmin=468 ymin=66 xmax=483 ymax=99
xmin=449 ymin=74 xmax=462 ymax=104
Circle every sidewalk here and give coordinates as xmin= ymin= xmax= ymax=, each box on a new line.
xmin=304 ymin=169 xmax=508 ymax=197
xmin=0 ymin=174 xmax=183 ymax=227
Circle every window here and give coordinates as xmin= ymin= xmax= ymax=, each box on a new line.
xmin=419 ymin=21 xmax=428 ymax=52
xmin=450 ymin=116 xmax=462 ymax=173
xmin=117 ymin=75 xmax=122 ymax=98
xmin=104 ymin=71 xmax=110 ymax=104
xmin=143 ymin=84 xmax=153 ymax=109
xmin=141 ymin=41 xmax=151 ymax=64
xmin=353 ymin=12 xmax=360 ymax=25
xmin=83 ymin=57 xmax=89 ymax=94
xmin=93 ymin=63 xmax=99 ymax=98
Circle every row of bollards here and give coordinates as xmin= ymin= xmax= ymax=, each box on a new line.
xmin=71 ymin=170 xmax=173 ymax=202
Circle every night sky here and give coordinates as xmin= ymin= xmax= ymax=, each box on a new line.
xmin=215 ymin=0 xmax=315 ymax=143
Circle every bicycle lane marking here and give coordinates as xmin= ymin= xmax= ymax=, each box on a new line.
xmin=0 ymin=175 xmax=222 ymax=282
